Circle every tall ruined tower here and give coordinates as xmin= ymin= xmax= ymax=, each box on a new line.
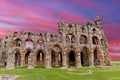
xmin=0 ymin=16 xmax=110 ymax=69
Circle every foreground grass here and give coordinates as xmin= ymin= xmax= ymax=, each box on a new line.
xmin=0 ymin=61 xmax=120 ymax=80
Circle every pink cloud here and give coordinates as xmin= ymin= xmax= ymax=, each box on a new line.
xmin=0 ymin=0 xmax=89 ymax=36
xmin=58 ymin=11 xmax=88 ymax=24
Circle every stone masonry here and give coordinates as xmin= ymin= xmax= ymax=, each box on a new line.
xmin=0 ymin=16 xmax=111 ymax=69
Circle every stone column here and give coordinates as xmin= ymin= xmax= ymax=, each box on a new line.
xmin=21 ymin=56 xmax=24 ymax=67
xmin=61 ymin=51 xmax=68 ymax=69
xmin=6 ymin=53 xmax=15 ymax=70
xmin=20 ymin=51 xmax=24 ymax=67
xmin=27 ymin=53 xmax=34 ymax=69
xmin=45 ymin=50 xmax=52 ymax=69
xmin=75 ymin=51 xmax=82 ymax=68
xmin=99 ymin=54 xmax=104 ymax=66
xmin=89 ymin=51 xmax=94 ymax=67
xmin=55 ymin=53 xmax=59 ymax=66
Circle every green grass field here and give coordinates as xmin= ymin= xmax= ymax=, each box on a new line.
xmin=0 ymin=61 xmax=120 ymax=80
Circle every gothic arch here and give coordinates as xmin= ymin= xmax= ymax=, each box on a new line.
xmin=35 ymin=49 xmax=45 ymax=66
xmin=68 ymin=50 xmax=76 ymax=66
xmin=92 ymin=36 xmax=99 ymax=45
xmin=14 ymin=38 xmax=22 ymax=47
xmin=93 ymin=28 xmax=97 ymax=34
xmin=80 ymin=35 xmax=87 ymax=44
xmin=80 ymin=47 xmax=90 ymax=66
xmin=13 ymin=48 xmax=21 ymax=67
xmin=36 ymin=40 xmax=44 ymax=49
xmin=25 ymin=39 xmax=34 ymax=48
xmin=24 ymin=49 xmax=33 ymax=66
xmin=66 ymin=34 xmax=76 ymax=43
xmin=51 ymin=45 xmax=63 ymax=66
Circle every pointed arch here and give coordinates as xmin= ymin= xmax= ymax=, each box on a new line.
xmin=94 ymin=47 xmax=100 ymax=66
xmin=66 ymin=34 xmax=76 ymax=43
xmin=68 ymin=50 xmax=76 ymax=66
xmin=25 ymin=39 xmax=34 ymax=48
xmin=93 ymin=28 xmax=96 ymax=33
xmin=80 ymin=35 xmax=87 ymax=44
xmin=51 ymin=44 xmax=63 ymax=66
xmin=13 ymin=49 xmax=21 ymax=67
xmin=14 ymin=38 xmax=22 ymax=47
xmin=80 ymin=47 xmax=90 ymax=66
xmin=36 ymin=40 xmax=44 ymax=49
xmin=36 ymin=49 xmax=45 ymax=66
xmin=92 ymin=36 xmax=99 ymax=45
xmin=24 ymin=49 xmax=33 ymax=66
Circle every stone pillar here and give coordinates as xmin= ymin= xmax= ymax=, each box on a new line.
xmin=89 ymin=52 xmax=94 ymax=67
xmin=55 ymin=53 xmax=59 ymax=66
xmin=61 ymin=51 xmax=68 ymax=69
xmin=27 ymin=53 xmax=34 ymax=69
xmin=45 ymin=50 xmax=52 ymax=69
xmin=98 ymin=53 xmax=104 ymax=66
xmin=21 ymin=56 xmax=24 ymax=67
xmin=75 ymin=51 xmax=82 ymax=68
xmin=6 ymin=53 xmax=15 ymax=70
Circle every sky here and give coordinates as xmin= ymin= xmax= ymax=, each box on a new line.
xmin=0 ymin=0 xmax=120 ymax=60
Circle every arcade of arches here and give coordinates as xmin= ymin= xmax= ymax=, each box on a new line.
xmin=3 ymin=18 xmax=110 ymax=69
xmin=7 ymin=46 xmax=106 ymax=69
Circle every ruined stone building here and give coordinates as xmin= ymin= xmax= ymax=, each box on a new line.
xmin=0 ymin=16 xmax=110 ymax=69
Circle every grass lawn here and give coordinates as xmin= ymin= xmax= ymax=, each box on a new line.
xmin=0 ymin=61 xmax=120 ymax=80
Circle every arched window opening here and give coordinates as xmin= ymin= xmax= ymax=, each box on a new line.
xmin=25 ymin=39 xmax=34 ymax=48
xmin=68 ymin=50 xmax=75 ymax=66
xmin=15 ymin=51 xmax=21 ymax=66
xmin=80 ymin=35 xmax=87 ymax=44
xmin=25 ymin=50 xmax=31 ymax=65
xmin=66 ymin=34 xmax=75 ymax=43
xmin=15 ymin=39 xmax=21 ymax=47
xmin=80 ymin=47 xmax=89 ymax=66
xmin=92 ymin=36 xmax=99 ymax=45
xmin=36 ymin=42 xmax=44 ymax=49
xmin=36 ymin=50 xmax=44 ymax=66
xmin=93 ymin=28 xmax=96 ymax=33
xmin=51 ymin=45 xmax=62 ymax=66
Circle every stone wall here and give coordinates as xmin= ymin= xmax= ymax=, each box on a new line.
xmin=0 ymin=16 xmax=111 ymax=69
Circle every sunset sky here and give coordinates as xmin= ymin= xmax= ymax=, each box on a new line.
xmin=0 ymin=0 xmax=120 ymax=60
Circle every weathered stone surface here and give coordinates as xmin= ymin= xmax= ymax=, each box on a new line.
xmin=0 ymin=16 xmax=110 ymax=69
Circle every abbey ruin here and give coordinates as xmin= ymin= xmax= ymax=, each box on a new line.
xmin=0 ymin=16 xmax=110 ymax=69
